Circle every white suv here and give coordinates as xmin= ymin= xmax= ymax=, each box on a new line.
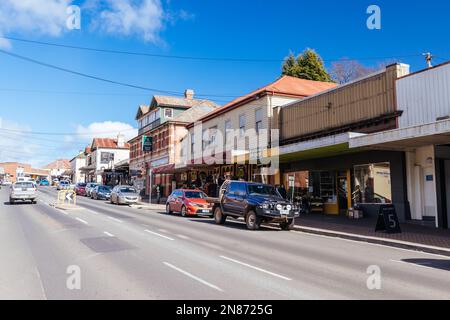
xmin=10 ymin=181 xmax=37 ymax=204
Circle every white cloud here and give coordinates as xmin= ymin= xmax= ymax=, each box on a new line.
xmin=89 ymin=0 xmax=165 ymax=43
xmin=0 ymin=117 xmax=44 ymax=167
xmin=0 ymin=0 xmax=73 ymax=48
xmin=76 ymin=121 xmax=137 ymax=142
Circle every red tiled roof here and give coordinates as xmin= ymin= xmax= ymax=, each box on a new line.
xmin=192 ymin=76 xmax=337 ymax=125
xmin=92 ymin=138 xmax=130 ymax=149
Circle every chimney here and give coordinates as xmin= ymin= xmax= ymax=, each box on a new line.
xmin=117 ymin=133 xmax=125 ymax=148
xmin=184 ymin=89 xmax=195 ymax=100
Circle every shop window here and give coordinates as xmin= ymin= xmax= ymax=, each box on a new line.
xmin=354 ymin=163 xmax=392 ymax=204
xmin=239 ymin=114 xmax=246 ymax=137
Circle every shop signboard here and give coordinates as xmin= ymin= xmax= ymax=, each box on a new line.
xmin=375 ymin=204 xmax=401 ymax=233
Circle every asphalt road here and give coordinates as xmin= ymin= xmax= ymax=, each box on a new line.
xmin=1 ymin=186 xmax=449 ymax=300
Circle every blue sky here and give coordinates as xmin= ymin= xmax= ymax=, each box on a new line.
xmin=0 ymin=0 xmax=449 ymax=167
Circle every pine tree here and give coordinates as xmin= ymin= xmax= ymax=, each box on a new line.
xmin=281 ymin=49 xmax=334 ymax=82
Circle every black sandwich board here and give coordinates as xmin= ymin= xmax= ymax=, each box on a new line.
xmin=375 ymin=204 xmax=401 ymax=233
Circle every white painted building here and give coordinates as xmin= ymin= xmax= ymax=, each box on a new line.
xmin=70 ymin=152 xmax=87 ymax=183
xmin=81 ymin=135 xmax=130 ymax=184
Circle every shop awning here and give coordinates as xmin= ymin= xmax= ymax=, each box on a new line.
xmin=349 ymin=119 xmax=450 ymax=150
xmin=279 ymin=132 xmax=365 ymax=163
xmin=79 ymin=165 xmax=96 ymax=172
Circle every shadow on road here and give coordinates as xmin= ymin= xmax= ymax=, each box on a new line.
xmin=401 ymin=259 xmax=450 ymax=271
xmin=3 ymin=201 xmax=34 ymax=206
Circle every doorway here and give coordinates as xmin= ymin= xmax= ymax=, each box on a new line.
xmin=337 ymin=170 xmax=350 ymax=215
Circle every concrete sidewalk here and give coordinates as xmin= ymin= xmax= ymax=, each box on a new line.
xmin=294 ymin=213 xmax=450 ymax=256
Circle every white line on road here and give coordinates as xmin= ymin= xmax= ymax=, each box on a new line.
xmin=75 ymin=217 xmax=89 ymax=225
xmin=176 ymin=234 xmax=190 ymax=240
xmin=103 ymin=231 xmax=115 ymax=237
xmin=108 ymin=217 xmax=123 ymax=223
xmin=144 ymin=229 xmax=175 ymax=241
xmin=163 ymin=262 xmax=223 ymax=292
xmin=389 ymin=259 xmax=437 ymax=271
xmin=220 ymin=255 xmax=292 ymax=281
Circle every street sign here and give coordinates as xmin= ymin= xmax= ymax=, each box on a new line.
xmin=142 ymin=136 xmax=153 ymax=152
xmin=57 ymin=190 xmax=77 ymax=207
xmin=375 ymin=204 xmax=401 ymax=233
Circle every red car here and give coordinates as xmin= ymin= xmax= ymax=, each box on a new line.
xmin=166 ymin=189 xmax=213 ymax=217
xmin=74 ymin=183 xmax=87 ymax=196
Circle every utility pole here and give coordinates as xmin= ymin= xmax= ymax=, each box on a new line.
xmin=423 ymin=52 xmax=433 ymax=68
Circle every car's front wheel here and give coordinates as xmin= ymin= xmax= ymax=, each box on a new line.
xmin=166 ymin=204 xmax=173 ymax=214
xmin=214 ymin=207 xmax=227 ymax=225
xmin=181 ymin=206 xmax=188 ymax=217
xmin=245 ymin=210 xmax=261 ymax=230
xmin=280 ymin=218 xmax=295 ymax=231
xmin=9 ymin=198 xmax=15 ymax=205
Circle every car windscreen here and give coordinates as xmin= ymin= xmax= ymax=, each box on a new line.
xmin=247 ymin=184 xmax=279 ymax=197
xmin=184 ymin=191 xmax=205 ymax=199
xmin=119 ymin=187 xmax=136 ymax=193
xmin=99 ymin=186 xmax=111 ymax=192
xmin=14 ymin=182 xmax=35 ymax=189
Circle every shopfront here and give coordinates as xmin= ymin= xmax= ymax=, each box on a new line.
xmin=281 ymin=150 xmax=406 ymax=219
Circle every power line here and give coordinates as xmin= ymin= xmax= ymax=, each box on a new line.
xmin=0 ymin=48 xmax=240 ymax=99
xmin=1 ymin=36 xmax=424 ymax=63
xmin=0 ymin=126 xmax=137 ymax=136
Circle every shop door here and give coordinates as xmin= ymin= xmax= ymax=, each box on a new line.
xmin=337 ymin=176 xmax=349 ymax=214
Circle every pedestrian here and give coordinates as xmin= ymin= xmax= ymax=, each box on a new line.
xmin=156 ymin=184 xmax=161 ymax=204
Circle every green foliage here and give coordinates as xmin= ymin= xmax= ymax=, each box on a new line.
xmin=282 ymin=48 xmax=334 ymax=82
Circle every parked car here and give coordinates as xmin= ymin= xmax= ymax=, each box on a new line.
xmin=74 ymin=183 xmax=87 ymax=196
xmin=208 ymin=181 xmax=300 ymax=230
xmin=92 ymin=185 xmax=112 ymax=200
xmin=110 ymin=185 xmax=140 ymax=205
xmin=52 ymin=178 xmax=59 ymax=186
xmin=2 ymin=181 xmax=12 ymax=186
xmin=85 ymin=183 xmax=99 ymax=197
xmin=57 ymin=180 xmax=70 ymax=191
xmin=39 ymin=179 xmax=50 ymax=186
xmin=166 ymin=189 xmax=213 ymax=217
xmin=9 ymin=181 xmax=37 ymax=204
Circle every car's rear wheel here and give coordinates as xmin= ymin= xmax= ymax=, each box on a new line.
xmin=9 ymin=198 xmax=14 ymax=205
xmin=214 ymin=207 xmax=226 ymax=225
xmin=280 ymin=218 xmax=295 ymax=231
xmin=166 ymin=204 xmax=173 ymax=214
xmin=246 ymin=210 xmax=261 ymax=230
xmin=181 ymin=206 xmax=188 ymax=217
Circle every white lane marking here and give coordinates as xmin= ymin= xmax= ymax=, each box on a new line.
xmin=220 ymin=255 xmax=292 ymax=281
xmin=389 ymin=259 xmax=438 ymax=271
xmin=144 ymin=229 xmax=175 ymax=241
xmin=163 ymin=262 xmax=223 ymax=292
xmin=34 ymin=267 xmax=48 ymax=300
xmin=108 ymin=217 xmax=123 ymax=223
xmin=176 ymin=234 xmax=190 ymax=240
xmin=104 ymin=231 xmax=115 ymax=237
xmin=75 ymin=217 xmax=89 ymax=225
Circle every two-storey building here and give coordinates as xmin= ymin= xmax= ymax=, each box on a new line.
xmin=176 ymin=76 xmax=336 ymax=193
xmin=129 ymin=90 xmax=218 ymax=200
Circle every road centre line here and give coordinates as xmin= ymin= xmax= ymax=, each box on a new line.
xmin=220 ymin=255 xmax=292 ymax=281
xmin=163 ymin=262 xmax=223 ymax=292
xmin=75 ymin=217 xmax=89 ymax=225
xmin=108 ymin=217 xmax=123 ymax=223
xmin=144 ymin=229 xmax=175 ymax=241
xmin=104 ymin=231 xmax=115 ymax=237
